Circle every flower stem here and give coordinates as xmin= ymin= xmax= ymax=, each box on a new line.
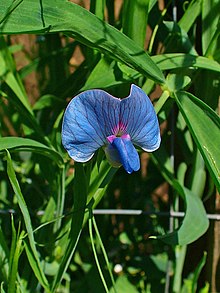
xmin=92 ymin=216 xmax=117 ymax=293
xmin=88 ymin=211 xmax=109 ymax=293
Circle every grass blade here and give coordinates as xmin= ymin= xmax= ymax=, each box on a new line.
xmin=5 ymin=150 xmax=49 ymax=291
xmin=0 ymin=0 xmax=165 ymax=84
xmin=122 ymin=0 xmax=149 ymax=48
xmin=174 ymin=91 xmax=220 ymax=192
xmin=0 ymin=136 xmax=64 ymax=166
xmin=8 ymin=219 xmax=24 ymax=293
xmin=52 ymin=163 xmax=87 ymax=291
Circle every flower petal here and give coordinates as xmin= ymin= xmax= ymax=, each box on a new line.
xmin=120 ymin=84 xmax=161 ymax=151
xmin=62 ymin=90 xmax=120 ymax=162
xmin=111 ymin=137 xmax=140 ymax=174
xmin=104 ymin=143 xmax=122 ymax=168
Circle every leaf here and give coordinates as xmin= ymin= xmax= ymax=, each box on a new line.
xmin=174 ymin=91 xmax=220 ymax=192
xmin=116 ymin=53 xmax=220 ymax=84
xmin=181 ymin=252 xmax=207 ymax=293
xmin=52 ymin=163 xmax=87 ymax=291
xmin=122 ymin=0 xmax=149 ymax=48
xmin=191 ymin=252 xmax=207 ymax=293
xmin=152 ymin=149 xmax=209 ymax=245
xmin=0 ymin=229 xmax=9 ymax=283
xmin=0 ymin=0 xmax=165 ymax=84
xmin=152 ymin=54 xmax=220 ymax=72
xmin=33 ymin=94 xmax=64 ymax=111
xmin=0 ymin=136 xmax=64 ymax=166
xmin=163 ymin=21 xmax=197 ymax=54
xmin=1 ymin=282 xmax=7 ymax=293
xmin=202 ymin=0 xmax=220 ymax=55
xmin=87 ymin=160 xmax=116 ymax=204
xmin=8 ymin=223 xmax=25 ymax=293
xmin=157 ymin=182 xmax=209 ymax=245
xmin=194 ymin=70 xmax=219 ymax=110
xmin=8 ymin=215 xmax=17 ymax=293
xmin=0 ymin=36 xmax=32 ymax=115
xmin=90 ymin=0 xmax=105 ymax=20
xmin=0 ymin=37 xmax=50 ymax=144
xmin=5 ymin=150 xmax=49 ymax=290
xmin=178 ymin=0 xmax=202 ymax=33
xmin=81 ymin=58 xmax=126 ymax=91
xmin=110 ymin=275 xmax=139 ymax=293
xmin=165 ymin=73 xmax=191 ymax=92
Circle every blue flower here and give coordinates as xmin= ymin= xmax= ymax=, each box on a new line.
xmin=62 ymin=84 xmax=161 ymax=174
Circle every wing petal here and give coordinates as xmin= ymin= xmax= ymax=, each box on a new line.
xmin=62 ymin=90 xmax=120 ymax=162
xmin=120 ymin=84 xmax=161 ymax=152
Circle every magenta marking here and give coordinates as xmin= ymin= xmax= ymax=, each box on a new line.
xmin=107 ymin=135 xmax=116 ymax=143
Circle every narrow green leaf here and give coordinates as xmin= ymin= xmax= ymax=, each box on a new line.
xmin=163 ymin=21 xmax=197 ymax=55
xmin=152 ymin=54 xmax=220 ymax=72
xmin=8 ymin=229 xmax=24 ymax=293
xmin=174 ymin=91 xmax=220 ymax=192
xmin=192 ymin=252 xmax=207 ymax=293
xmin=180 ymin=252 xmax=207 ymax=293
xmin=32 ymin=94 xmax=64 ymax=111
xmin=23 ymin=241 xmax=50 ymax=292
xmin=117 ymin=53 xmax=220 ymax=83
xmin=122 ymin=0 xmax=149 ymax=48
xmin=88 ymin=160 xmax=116 ymax=204
xmin=5 ymin=150 xmax=49 ymax=291
xmin=194 ymin=70 xmax=219 ymax=110
xmin=0 ymin=36 xmax=33 ymax=115
xmin=81 ymin=58 xmax=125 ymax=91
xmin=202 ymin=0 xmax=220 ymax=55
xmin=54 ymin=166 xmax=66 ymax=231
xmin=1 ymin=282 xmax=7 ymax=293
xmin=8 ymin=215 xmax=17 ymax=292
xmin=0 ymin=137 xmax=63 ymax=166
xmin=52 ymin=163 xmax=87 ymax=291
xmin=53 ymin=160 xmax=117 ymax=289
xmin=0 ymin=0 xmax=165 ymax=84
xmin=90 ymin=0 xmax=106 ymax=20
xmin=0 ymin=229 xmax=9 ymax=282
xmin=0 ymin=38 xmax=52 ymax=145
xmin=178 ymin=0 xmax=202 ymax=33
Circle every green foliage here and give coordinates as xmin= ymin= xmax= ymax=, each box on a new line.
xmin=0 ymin=0 xmax=219 ymax=292
xmin=175 ymin=91 xmax=220 ymax=191
xmin=0 ymin=0 xmax=164 ymax=84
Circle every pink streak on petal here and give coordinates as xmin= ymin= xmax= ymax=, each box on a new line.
xmin=112 ymin=122 xmax=127 ymax=136
xmin=107 ymin=135 xmax=116 ymax=143
xmin=121 ymin=134 xmax=131 ymax=140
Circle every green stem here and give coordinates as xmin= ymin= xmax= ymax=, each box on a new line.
xmin=148 ymin=0 xmax=172 ymax=54
xmin=89 ymin=211 xmax=109 ymax=293
xmin=92 ymin=216 xmax=117 ymax=293
xmin=154 ymin=90 xmax=170 ymax=114
xmin=55 ymin=165 xmax=66 ymax=231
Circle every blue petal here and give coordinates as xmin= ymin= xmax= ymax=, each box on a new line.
xmin=120 ymin=84 xmax=161 ymax=151
xmin=62 ymin=90 xmax=120 ymax=162
xmin=104 ymin=143 xmax=122 ymax=168
xmin=111 ymin=137 xmax=140 ymax=174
